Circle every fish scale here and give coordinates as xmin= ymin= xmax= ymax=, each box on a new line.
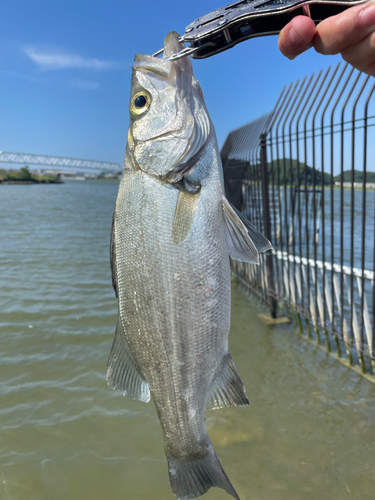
xmin=115 ymin=154 xmax=229 ymax=442
xmin=107 ymin=31 xmax=272 ymax=500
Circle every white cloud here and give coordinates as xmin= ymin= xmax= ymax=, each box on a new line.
xmin=72 ymin=79 xmax=100 ymax=90
xmin=24 ymin=47 xmax=120 ymax=71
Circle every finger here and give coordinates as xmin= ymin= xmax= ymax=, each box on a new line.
xmin=313 ymin=1 xmax=375 ymax=55
xmin=341 ymin=31 xmax=375 ymax=76
xmin=278 ymin=16 xmax=316 ymax=59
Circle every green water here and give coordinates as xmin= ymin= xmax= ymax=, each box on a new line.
xmin=1 ymin=180 xmax=375 ymax=500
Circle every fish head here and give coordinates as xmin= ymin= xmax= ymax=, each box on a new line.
xmin=127 ymin=31 xmax=211 ymax=181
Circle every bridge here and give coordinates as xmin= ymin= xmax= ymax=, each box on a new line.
xmin=0 ymin=151 xmax=121 ymax=173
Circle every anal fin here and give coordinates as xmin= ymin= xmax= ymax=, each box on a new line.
xmin=106 ymin=319 xmax=150 ymax=403
xmin=206 ymin=353 xmax=249 ymax=410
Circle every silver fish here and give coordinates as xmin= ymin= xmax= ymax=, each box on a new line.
xmin=107 ymin=31 xmax=271 ymax=500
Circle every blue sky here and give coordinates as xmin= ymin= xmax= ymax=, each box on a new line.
xmin=0 ymin=0 xmax=345 ymax=166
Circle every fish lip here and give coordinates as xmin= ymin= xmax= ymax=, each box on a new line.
xmin=135 ymin=65 xmax=170 ymax=79
xmin=133 ymin=54 xmax=171 ymax=78
xmin=134 ymin=53 xmax=156 ymax=62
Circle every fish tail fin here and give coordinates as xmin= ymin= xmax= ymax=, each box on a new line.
xmin=166 ymin=443 xmax=240 ymax=500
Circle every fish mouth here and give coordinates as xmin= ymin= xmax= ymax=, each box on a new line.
xmin=133 ymin=54 xmax=171 ymax=78
xmin=133 ymin=32 xmax=186 ymax=79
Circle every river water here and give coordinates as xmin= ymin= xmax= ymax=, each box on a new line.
xmin=1 ymin=180 xmax=375 ymax=500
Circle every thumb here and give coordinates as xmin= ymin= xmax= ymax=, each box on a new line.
xmin=278 ymin=16 xmax=316 ymax=59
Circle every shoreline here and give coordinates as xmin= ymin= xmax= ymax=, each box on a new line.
xmin=0 ymin=180 xmax=63 ymax=185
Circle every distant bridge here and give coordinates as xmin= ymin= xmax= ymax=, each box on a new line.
xmin=0 ymin=151 xmax=121 ymax=173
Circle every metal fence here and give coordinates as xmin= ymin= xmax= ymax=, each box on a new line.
xmin=222 ymin=62 xmax=375 ymax=377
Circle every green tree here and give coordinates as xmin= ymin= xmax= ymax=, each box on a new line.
xmin=268 ymin=159 xmax=331 ymax=186
xmin=19 ymin=166 xmax=32 ymax=181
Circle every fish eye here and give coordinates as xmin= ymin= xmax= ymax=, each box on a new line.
xmin=130 ymin=91 xmax=151 ymax=116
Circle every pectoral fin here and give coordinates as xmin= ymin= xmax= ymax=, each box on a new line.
xmin=222 ymin=197 xmax=272 ymax=264
xmin=172 ymin=189 xmax=200 ymax=244
xmin=206 ymin=353 xmax=249 ymax=410
xmin=106 ymin=319 xmax=150 ymax=403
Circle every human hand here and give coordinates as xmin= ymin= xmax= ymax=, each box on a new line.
xmin=278 ymin=1 xmax=375 ymax=77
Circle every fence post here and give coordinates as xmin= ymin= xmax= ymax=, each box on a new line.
xmin=260 ymin=133 xmax=277 ymax=318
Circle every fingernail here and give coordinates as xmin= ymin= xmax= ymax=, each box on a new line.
xmin=359 ymin=3 xmax=375 ymax=27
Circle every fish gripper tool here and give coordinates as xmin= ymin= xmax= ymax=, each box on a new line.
xmin=153 ymin=0 xmax=368 ymax=60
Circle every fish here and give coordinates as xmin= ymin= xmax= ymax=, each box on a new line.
xmin=107 ymin=31 xmax=272 ymax=500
